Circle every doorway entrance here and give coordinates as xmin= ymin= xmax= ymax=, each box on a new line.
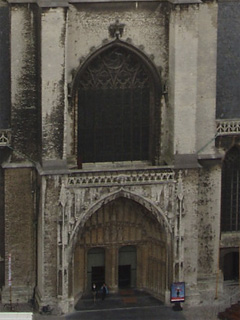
xmin=118 ymin=246 xmax=136 ymax=288
xmin=87 ymin=247 xmax=105 ymax=290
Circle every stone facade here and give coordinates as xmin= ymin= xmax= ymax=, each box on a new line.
xmin=0 ymin=0 xmax=239 ymax=315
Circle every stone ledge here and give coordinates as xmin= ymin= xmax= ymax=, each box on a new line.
xmin=7 ymin=0 xmax=203 ymax=5
xmin=7 ymin=0 xmax=69 ymax=6
xmin=174 ymin=154 xmax=201 ymax=169
xmin=0 ymin=313 xmax=33 ymax=319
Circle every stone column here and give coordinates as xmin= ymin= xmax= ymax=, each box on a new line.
xmin=196 ymin=2 xmax=218 ymax=156
xmin=9 ymin=2 xmax=38 ymax=160
xmin=197 ymin=164 xmax=222 ymax=295
xmin=2 ymin=166 xmax=36 ymax=303
xmin=105 ymin=246 xmax=118 ymax=292
xmin=39 ymin=3 xmax=68 ymax=169
xmin=182 ymin=170 xmax=200 ymax=305
xmin=140 ymin=244 xmax=148 ymax=289
xmin=169 ymin=2 xmax=200 ymax=158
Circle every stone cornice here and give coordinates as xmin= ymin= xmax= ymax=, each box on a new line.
xmin=7 ymin=0 xmax=203 ymax=6
xmin=7 ymin=0 xmax=69 ymax=6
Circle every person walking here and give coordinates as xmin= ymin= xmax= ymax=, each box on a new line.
xmin=101 ymin=283 xmax=108 ymax=300
xmin=92 ymin=283 xmax=97 ymax=303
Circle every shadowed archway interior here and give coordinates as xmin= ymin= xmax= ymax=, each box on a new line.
xmin=73 ymin=197 xmax=168 ymax=302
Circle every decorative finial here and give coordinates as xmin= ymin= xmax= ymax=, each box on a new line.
xmin=108 ymin=20 xmax=125 ymax=39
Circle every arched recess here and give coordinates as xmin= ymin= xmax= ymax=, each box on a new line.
xmin=72 ymin=191 xmax=173 ymax=304
xmin=71 ymin=39 xmax=162 ymax=167
xmin=221 ymin=145 xmax=240 ymax=231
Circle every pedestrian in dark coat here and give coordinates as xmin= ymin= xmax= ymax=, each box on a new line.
xmin=101 ymin=283 xmax=108 ymax=300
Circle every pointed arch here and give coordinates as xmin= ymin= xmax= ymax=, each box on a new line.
xmin=71 ymin=191 xmax=173 ymax=302
xmin=221 ymin=145 xmax=240 ymax=231
xmin=69 ymin=188 xmax=172 ymax=253
xmin=71 ymin=40 xmax=162 ymax=167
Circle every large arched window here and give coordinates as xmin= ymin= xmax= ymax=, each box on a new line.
xmin=73 ymin=41 xmax=161 ymax=167
xmin=221 ymin=146 xmax=240 ymax=231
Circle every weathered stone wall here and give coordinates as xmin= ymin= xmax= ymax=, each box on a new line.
xmin=0 ymin=1 xmax=10 ymax=129
xmin=181 ymin=169 xmax=200 ymax=303
xmin=37 ymin=175 xmax=60 ymax=305
xmin=8 ymin=1 xmax=218 ymax=165
xmin=197 ymin=164 xmax=221 ymax=295
xmin=40 ymin=8 xmax=67 ymax=163
xmin=169 ymin=5 xmax=199 ymax=156
xmin=169 ymin=2 xmax=217 ymax=157
xmin=197 ymin=165 xmax=221 ymax=276
xmin=10 ymin=4 xmax=38 ymax=161
xmin=0 ymin=167 xmax=4 ymax=288
xmin=3 ymin=167 xmax=36 ymax=303
xmin=67 ymin=3 xmax=169 ymax=81
xmin=196 ymin=1 xmax=218 ymax=155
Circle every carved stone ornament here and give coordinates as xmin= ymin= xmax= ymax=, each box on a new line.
xmin=0 ymin=129 xmax=11 ymax=146
xmin=216 ymin=119 xmax=240 ymax=135
xmin=109 ymin=20 xmax=125 ymax=39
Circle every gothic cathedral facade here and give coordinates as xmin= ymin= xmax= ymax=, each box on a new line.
xmin=0 ymin=0 xmax=240 ymax=314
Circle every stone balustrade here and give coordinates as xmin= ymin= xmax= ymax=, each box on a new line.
xmin=216 ymin=119 xmax=240 ymax=135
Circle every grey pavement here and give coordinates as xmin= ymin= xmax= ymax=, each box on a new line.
xmin=0 ymin=290 xmax=220 ymax=320
xmin=65 ymin=305 xmax=186 ymax=320
xmin=65 ymin=290 xmax=186 ymax=320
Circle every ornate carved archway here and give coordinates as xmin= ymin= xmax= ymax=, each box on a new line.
xmin=69 ymin=188 xmax=173 ymax=250
xmin=72 ymin=194 xmax=172 ymax=302
xmin=57 ymin=168 xmax=185 ymax=310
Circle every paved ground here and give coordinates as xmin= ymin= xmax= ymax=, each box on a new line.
xmin=33 ymin=289 xmax=221 ymax=320
xmin=0 ymin=288 xmax=230 ymax=320
xmin=65 ymin=290 xmax=185 ymax=320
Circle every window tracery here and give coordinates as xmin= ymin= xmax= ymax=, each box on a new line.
xmin=73 ymin=42 xmax=161 ymax=167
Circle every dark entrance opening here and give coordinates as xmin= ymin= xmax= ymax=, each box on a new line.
xmin=118 ymin=265 xmax=131 ymax=288
xmin=92 ymin=266 xmax=105 ymax=290
xmin=87 ymin=247 xmax=105 ymax=290
xmin=223 ymin=251 xmax=239 ymax=281
xmin=118 ymin=245 xmax=136 ymax=288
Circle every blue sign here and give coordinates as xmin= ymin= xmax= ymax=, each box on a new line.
xmin=170 ymin=282 xmax=185 ymax=303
